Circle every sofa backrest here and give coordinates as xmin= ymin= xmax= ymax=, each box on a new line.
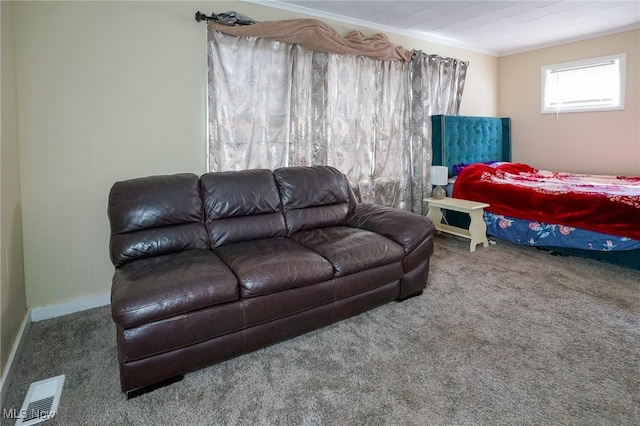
xmin=201 ymin=169 xmax=287 ymax=248
xmin=108 ymin=173 xmax=209 ymax=267
xmin=273 ymin=165 xmax=356 ymax=235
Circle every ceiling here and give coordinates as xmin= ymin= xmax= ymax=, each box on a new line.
xmin=247 ymin=1 xmax=640 ymax=56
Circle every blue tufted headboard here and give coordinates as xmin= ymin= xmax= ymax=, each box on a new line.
xmin=431 ymin=115 xmax=511 ymax=176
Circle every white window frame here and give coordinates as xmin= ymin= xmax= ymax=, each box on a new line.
xmin=540 ymin=53 xmax=626 ymax=114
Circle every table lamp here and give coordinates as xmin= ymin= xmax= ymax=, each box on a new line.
xmin=431 ymin=166 xmax=448 ymax=200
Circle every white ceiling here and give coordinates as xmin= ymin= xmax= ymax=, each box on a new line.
xmin=246 ymin=1 xmax=640 ymax=56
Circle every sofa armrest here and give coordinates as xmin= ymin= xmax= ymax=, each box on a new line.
xmin=347 ymin=203 xmax=435 ymax=254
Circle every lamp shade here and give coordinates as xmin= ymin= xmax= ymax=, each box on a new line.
xmin=431 ymin=166 xmax=449 ymax=186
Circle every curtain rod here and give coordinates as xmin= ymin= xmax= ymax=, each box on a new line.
xmin=194 ymin=11 xmax=214 ymax=22
xmin=195 ymin=11 xmax=257 ymax=26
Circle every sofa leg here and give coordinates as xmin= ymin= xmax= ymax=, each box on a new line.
xmin=396 ymin=289 xmax=423 ymax=302
xmin=126 ymin=374 xmax=184 ymax=400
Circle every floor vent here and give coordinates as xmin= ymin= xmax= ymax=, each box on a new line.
xmin=15 ymin=374 xmax=65 ymax=426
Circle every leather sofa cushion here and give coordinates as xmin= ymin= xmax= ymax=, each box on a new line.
xmin=214 ymin=237 xmax=334 ymax=298
xmin=110 ymin=223 xmax=209 ymax=268
xmin=290 ymin=226 xmax=405 ymax=277
xmin=201 ymin=169 xmax=287 ymax=248
xmin=108 ymin=173 xmax=208 ymax=267
xmin=274 ymin=166 xmax=355 ymax=234
xmin=111 ymin=250 xmax=238 ymax=329
xmin=109 ymin=173 xmax=203 ymax=233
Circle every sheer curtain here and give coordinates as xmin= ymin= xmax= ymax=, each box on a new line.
xmin=408 ymin=52 xmax=468 ymax=211
xmin=207 ymin=32 xmax=294 ymax=171
xmin=207 ymin=29 xmax=467 ymax=213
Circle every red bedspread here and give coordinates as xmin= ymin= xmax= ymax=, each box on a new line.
xmin=452 ymin=162 xmax=640 ymax=240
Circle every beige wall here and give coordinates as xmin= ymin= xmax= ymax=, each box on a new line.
xmin=11 ymin=1 xmax=497 ymax=310
xmin=498 ymin=30 xmax=640 ymax=175
xmin=1 ymin=0 xmax=28 ymax=381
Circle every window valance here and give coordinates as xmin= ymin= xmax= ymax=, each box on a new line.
xmin=204 ymin=15 xmax=411 ymax=62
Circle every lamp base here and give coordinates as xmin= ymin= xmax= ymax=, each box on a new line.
xmin=432 ymin=185 xmax=446 ymax=200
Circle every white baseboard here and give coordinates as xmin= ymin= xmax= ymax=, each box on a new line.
xmin=30 ymin=292 xmax=110 ymax=322
xmin=0 ymin=310 xmax=31 ymax=409
xmin=1 ymin=292 xmax=110 ymax=408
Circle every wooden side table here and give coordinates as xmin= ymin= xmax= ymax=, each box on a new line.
xmin=424 ymin=197 xmax=490 ymax=252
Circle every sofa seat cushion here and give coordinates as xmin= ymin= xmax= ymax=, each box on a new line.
xmin=214 ymin=237 xmax=334 ymax=298
xmin=290 ymin=226 xmax=405 ymax=277
xmin=111 ymin=250 xmax=238 ymax=329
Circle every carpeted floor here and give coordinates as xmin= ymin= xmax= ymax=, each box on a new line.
xmin=2 ymin=235 xmax=639 ymax=425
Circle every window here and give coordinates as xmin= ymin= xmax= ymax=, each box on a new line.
xmin=541 ymin=54 xmax=625 ymax=114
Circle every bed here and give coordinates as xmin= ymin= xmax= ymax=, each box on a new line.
xmin=431 ymin=114 xmax=640 ymax=270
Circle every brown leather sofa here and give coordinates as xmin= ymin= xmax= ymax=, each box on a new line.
xmin=108 ymin=165 xmax=435 ymax=397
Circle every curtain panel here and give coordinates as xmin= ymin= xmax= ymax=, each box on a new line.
xmin=207 ymin=25 xmax=467 ymax=213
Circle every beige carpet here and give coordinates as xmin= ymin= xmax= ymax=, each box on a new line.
xmin=2 ymin=234 xmax=639 ymax=425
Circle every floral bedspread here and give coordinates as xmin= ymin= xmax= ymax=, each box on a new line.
xmin=453 ymin=162 xmax=640 ymax=240
xmin=484 ymin=212 xmax=640 ymax=252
